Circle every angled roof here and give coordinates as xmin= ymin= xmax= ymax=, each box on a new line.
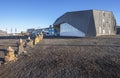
xmin=53 ymin=10 xmax=94 ymax=33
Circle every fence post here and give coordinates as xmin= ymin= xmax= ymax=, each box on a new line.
xmin=4 ymin=46 xmax=17 ymax=64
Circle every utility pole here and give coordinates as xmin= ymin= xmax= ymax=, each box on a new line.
xmin=11 ymin=28 xmax=13 ymax=34
xmin=6 ymin=28 xmax=7 ymax=35
xmin=15 ymin=28 xmax=17 ymax=33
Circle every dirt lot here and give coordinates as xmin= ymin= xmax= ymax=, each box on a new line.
xmin=0 ymin=36 xmax=120 ymax=78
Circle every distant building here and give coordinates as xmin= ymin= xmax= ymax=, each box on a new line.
xmin=0 ymin=30 xmax=7 ymax=36
xmin=47 ymin=25 xmax=55 ymax=36
xmin=116 ymin=26 xmax=120 ymax=34
xmin=27 ymin=28 xmax=35 ymax=34
xmin=27 ymin=26 xmax=56 ymax=37
xmin=40 ymin=26 xmax=55 ymax=36
xmin=53 ymin=10 xmax=116 ymax=37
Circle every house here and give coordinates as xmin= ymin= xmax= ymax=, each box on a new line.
xmin=53 ymin=10 xmax=116 ymax=37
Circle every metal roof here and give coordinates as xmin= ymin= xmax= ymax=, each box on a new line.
xmin=53 ymin=10 xmax=93 ymax=33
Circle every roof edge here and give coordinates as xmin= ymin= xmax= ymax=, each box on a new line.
xmin=67 ymin=9 xmax=112 ymax=13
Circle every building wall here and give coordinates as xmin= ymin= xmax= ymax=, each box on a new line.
xmin=116 ymin=26 xmax=120 ymax=34
xmin=60 ymin=23 xmax=85 ymax=37
xmin=0 ymin=30 xmax=7 ymax=36
xmin=54 ymin=10 xmax=116 ymax=37
xmin=93 ymin=10 xmax=116 ymax=36
xmin=86 ymin=10 xmax=96 ymax=36
xmin=27 ymin=28 xmax=35 ymax=33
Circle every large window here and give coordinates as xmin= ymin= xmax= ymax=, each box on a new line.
xmin=60 ymin=23 xmax=77 ymax=33
xmin=60 ymin=23 xmax=85 ymax=37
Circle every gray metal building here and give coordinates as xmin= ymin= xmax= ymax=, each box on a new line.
xmin=53 ymin=10 xmax=116 ymax=37
xmin=117 ymin=26 xmax=120 ymax=34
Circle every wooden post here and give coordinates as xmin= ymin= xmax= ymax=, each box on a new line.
xmin=33 ymin=35 xmax=39 ymax=45
xmin=33 ymin=33 xmax=43 ymax=45
xmin=40 ymin=32 xmax=43 ymax=41
xmin=25 ymin=36 xmax=33 ymax=48
xmin=4 ymin=46 xmax=17 ymax=63
xmin=17 ymin=39 xmax=25 ymax=54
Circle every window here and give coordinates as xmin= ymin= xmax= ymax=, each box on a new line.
xmin=99 ymin=27 xmax=101 ymax=34
xmin=103 ymin=11 xmax=105 ymax=16
xmin=60 ymin=23 xmax=79 ymax=33
xmin=109 ymin=30 xmax=111 ymax=34
xmin=103 ymin=30 xmax=105 ymax=34
xmin=102 ymin=19 xmax=105 ymax=22
xmin=103 ymin=24 xmax=105 ymax=29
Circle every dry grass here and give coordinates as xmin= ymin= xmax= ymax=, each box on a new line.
xmin=0 ymin=36 xmax=120 ymax=78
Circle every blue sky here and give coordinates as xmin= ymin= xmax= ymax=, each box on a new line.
xmin=0 ymin=0 xmax=120 ymax=33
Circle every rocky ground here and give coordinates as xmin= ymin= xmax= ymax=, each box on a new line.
xmin=0 ymin=36 xmax=120 ymax=78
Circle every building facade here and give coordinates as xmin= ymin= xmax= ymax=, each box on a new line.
xmin=0 ymin=30 xmax=7 ymax=36
xmin=117 ymin=26 xmax=120 ymax=34
xmin=53 ymin=10 xmax=116 ymax=37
